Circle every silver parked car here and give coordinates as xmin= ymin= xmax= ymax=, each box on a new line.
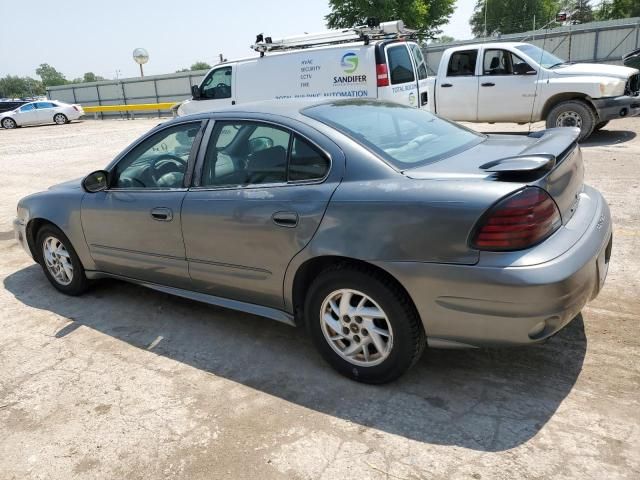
xmin=13 ymin=100 xmax=612 ymax=383
xmin=1 ymin=100 xmax=84 ymax=129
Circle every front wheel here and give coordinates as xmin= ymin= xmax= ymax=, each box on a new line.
xmin=546 ymin=100 xmax=596 ymax=141
xmin=36 ymin=224 xmax=88 ymax=295
xmin=1 ymin=117 xmax=17 ymax=129
xmin=305 ymin=266 xmax=426 ymax=384
xmin=594 ymin=120 xmax=609 ymax=132
xmin=53 ymin=113 xmax=68 ymax=125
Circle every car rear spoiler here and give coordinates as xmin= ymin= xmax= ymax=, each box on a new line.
xmin=480 ymin=127 xmax=580 ymax=175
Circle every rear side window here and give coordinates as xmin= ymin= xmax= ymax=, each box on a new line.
xmin=289 ymin=136 xmax=330 ymax=181
xmin=409 ymin=44 xmax=428 ymax=80
xmin=387 ymin=46 xmax=415 ymax=85
xmin=35 ymin=102 xmax=56 ymax=109
xmin=447 ymin=50 xmax=478 ymax=76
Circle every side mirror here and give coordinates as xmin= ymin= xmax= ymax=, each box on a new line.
xmin=191 ymin=84 xmax=201 ymax=99
xmin=82 ymin=170 xmax=109 ymax=193
xmin=514 ymin=63 xmax=537 ymax=75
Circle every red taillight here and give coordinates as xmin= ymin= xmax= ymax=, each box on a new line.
xmin=471 ymin=187 xmax=561 ymax=251
xmin=376 ymin=64 xmax=389 ymax=87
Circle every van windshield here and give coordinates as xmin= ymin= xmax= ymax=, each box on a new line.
xmin=302 ymin=101 xmax=483 ymax=169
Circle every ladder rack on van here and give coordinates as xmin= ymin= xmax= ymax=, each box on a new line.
xmin=251 ymin=20 xmax=416 ymax=55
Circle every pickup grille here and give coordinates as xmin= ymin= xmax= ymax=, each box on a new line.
xmin=625 ymin=73 xmax=640 ymax=96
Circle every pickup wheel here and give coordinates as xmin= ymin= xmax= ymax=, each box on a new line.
xmin=546 ymin=100 xmax=596 ymax=141
xmin=594 ymin=120 xmax=609 ymax=132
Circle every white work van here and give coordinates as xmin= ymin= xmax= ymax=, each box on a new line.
xmin=178 ymin=21 xmax=430 ymax=116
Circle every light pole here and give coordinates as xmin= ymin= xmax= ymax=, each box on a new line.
xmin=484 ymin=0 xmax=488 ymax=37
xmin=133 ymin=48 xmax=149 ymax=78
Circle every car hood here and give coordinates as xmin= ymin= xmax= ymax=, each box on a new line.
xmin=553 ymin=62 xmax=637 ymax=79
xmin=48 ymin=178 xmax=83 ymax=191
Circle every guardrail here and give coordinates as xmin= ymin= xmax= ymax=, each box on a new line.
xmin=82 ymin=102 xmax=179 ymax=119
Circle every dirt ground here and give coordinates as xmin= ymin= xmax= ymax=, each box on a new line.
xmin=0 ymin=117 xmax=638 ymax=480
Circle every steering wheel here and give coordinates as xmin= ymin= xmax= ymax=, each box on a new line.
xmin=149 ymin=154 xmax=187 ymax=182
xmin=216 ymin=83 xmax=231 ymax=97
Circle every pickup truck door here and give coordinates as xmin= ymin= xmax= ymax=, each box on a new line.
xmin=379 ymin=44 xmax=420 ymax=107
xmin=435 ymin=49 xmax=479 ymax=121
xmin=477 ymin=48 xmax=538 ymax=122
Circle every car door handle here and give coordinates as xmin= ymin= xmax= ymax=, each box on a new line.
xmin=150 ymin=207 xmax=173 ymax=221
xmin=272 ymin=211 xmax=298 ymax=228
xmin=481 ymin=82 xmax=495 ymax=87
xmin=441 ymin=83 xmax=453 ymax=88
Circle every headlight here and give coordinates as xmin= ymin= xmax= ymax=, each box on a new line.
xmin=599 ymin=79 xmax=625 ymax=97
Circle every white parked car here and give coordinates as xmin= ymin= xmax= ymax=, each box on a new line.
xmin=0 ymin=100 xmax=84 ymax=129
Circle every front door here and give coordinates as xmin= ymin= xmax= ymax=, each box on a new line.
xmin=436 ymin=49 xmax=479 ymax=121
xmin=81 ymin=120 xmax=204 ymax=288
xmin=379 ymin=44 xmax=419 ymax=107
xmin=191 ymin=66 xmax=235 ymax=114
xmin=16 ymin=103 xmax=39 ymax=125
xmin=477 ymin=48 xmax=538 ymax=122
xmin=181 ymin=119 xmax=342 ymax=309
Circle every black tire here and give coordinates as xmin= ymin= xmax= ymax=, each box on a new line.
xmin=35 ymin=224 xmax=88 ymax=296
xmin=545 ymin=100 xmax=596 ymax=141
xmin=1 ymin=117 xmax=17 ymax=129
xmin=304 ymin=265 xmax=426 ymax=384
xmin=594 ymin=120 xmax=609 ymax=131
xmin=53 ymin=113 xmax=68 ymax=125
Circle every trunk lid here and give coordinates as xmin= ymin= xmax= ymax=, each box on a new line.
xmin=404 ymin=128 xmax=584 ymax=224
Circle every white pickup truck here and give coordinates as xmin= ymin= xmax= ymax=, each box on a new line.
xmin=425 ymin=42 xmax=640 ymax=140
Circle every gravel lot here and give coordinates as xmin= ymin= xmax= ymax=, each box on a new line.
xmin=0 ymin=118 xmax=638 ymax=479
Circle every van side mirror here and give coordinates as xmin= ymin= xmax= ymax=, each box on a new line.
xmin=514 ymin=63 xmax=536 ymax=75
xmin=191 ymin=85 xmax=201 ymax=99
xmin=82 ymin=170 xmax=109 ymax=193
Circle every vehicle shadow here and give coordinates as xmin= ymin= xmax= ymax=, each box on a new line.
xmin=580 ymin=129 xmax=636 ymax=147
xmin=3 ymin=265 xmax=587 ymax=452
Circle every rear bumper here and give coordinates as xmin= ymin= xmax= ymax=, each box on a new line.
xmin=592 ymin=94 xmax=640 ymax=122
xmin=377 ymin=185 xmax=612 ymax=348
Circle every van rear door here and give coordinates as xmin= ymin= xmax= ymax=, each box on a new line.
xmin=408 ymin=43 xmax=430 ymax=109
xmin=378 ymin=43 xmax=419 ymax=107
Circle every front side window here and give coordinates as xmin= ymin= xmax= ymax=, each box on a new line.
xmin=201 ymin=67 xmax=232 ymax=100
xmin=447 ymin=50 xmax=478 ymax=76
xmin=303 ymin=100 xmax=483 ymax=170
xmin=387 ymin=45 xmax=415 ymax=85
xmin=201 ymin=122 xmax=290 ymax=187
xmin=483 ymin=50 xmax=533 ymax=75
xmin=112 ymin=122 xmax=200 ymax=189
xmin=20 ymin=103 xmax=36 ymax=112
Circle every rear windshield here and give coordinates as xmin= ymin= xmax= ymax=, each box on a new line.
xmin=302 ymin=101 xmax=483 ymax=169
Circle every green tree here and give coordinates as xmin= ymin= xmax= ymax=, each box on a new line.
xmin=470 ymin=0 xmax=560 ymax=37
xmin=82 ymin=72 xmax=104 ymax=83
xmin=35 ymin=63 xmax=67 ymax=87
xmin=326 ymin=0 xmax=456 ymax=37
xmin=596 ymin=0 xmax=640 ymax=19
xmin=558 ymin=0 xmax=594 ymax=23
xmin=190 ymin=61 xmax=211 ymax=71
xmin=0 ymin=75 xmax=45 ymax=98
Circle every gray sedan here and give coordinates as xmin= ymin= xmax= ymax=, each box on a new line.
xmin=13 ymin=100 xmax=612 ymax=383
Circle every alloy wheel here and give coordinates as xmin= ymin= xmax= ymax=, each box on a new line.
xmin=42 ymin=236 xmax=74 ymax=285
xmin=54 ymin=114 xmax=66 ymax=125
xmin=320 ymin=289 xmax=394 ymax=367
xmin=2 ymin=118 xmax=16 ymax=129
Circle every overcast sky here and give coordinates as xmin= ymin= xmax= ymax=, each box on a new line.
xmin=0 ymin=0 xmax=476 ymax=80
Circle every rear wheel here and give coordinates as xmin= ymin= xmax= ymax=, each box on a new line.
xmin=305 ymin=265 xmax=425 ymax=384
xmin=36 ymin=224 xmax=88 ymax=295
xmin=1 ymin=118 xmax=16 ymax=129
xmin=594 ymin=120 xmax=609 ymax=131
xmin=546 ymin=100 xmax=596 ymax=141
xmin=53 ymin=113 xmax=68 ymax=125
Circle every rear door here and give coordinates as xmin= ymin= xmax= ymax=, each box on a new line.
xmin=408 ymin=42 xmax=430 ymax=109
xmin=378 ymin=43 xmax=419 ymax=107
xmin=181 ymin=118 xmax=344 ymax=309
xmin=35 ymin=101 xmax=58 ymax=123
xmin=435 ymin=49 xmax=479 ymax=121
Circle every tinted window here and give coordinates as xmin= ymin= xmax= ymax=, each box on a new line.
xmin=201 ymin=122 xmax=290 ymax=187
xmin=20 ymin=103 xmax=36 ymax=112
xmin=387 ymin=46 xmax=415 ymax=85
xmin=35 ymin=102 xmax=57 ymax=109
xmin=303 ymin=101 xmax=483 ymax=170
xmin=289 ymin=136 xmax=330 ymax=181
xmin=201 ymin=67 xmax=232 ymax=99
xmin=410 ymin=44 xmax=428 ymax=80
xmin=447 ymin=50 xmax=478 ymax=76
xmin=113 ymin=122 xmax=200 ymax=189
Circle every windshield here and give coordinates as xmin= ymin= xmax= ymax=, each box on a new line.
xmin=302 ymin=101 xmax=483 ymax=170
xmin=515 ymin=44 xmax=566 ymax=68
